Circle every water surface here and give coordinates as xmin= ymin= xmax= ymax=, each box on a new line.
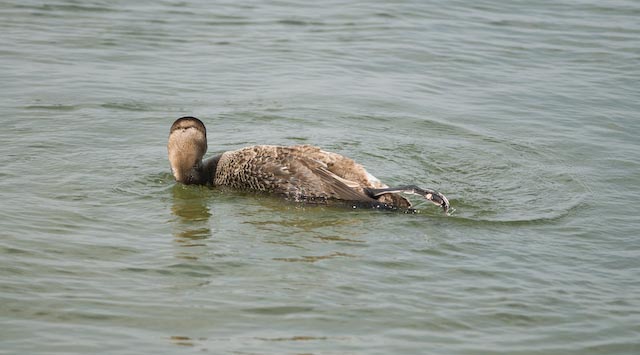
xmin=1 ymin=0 xmax=639 ymax=354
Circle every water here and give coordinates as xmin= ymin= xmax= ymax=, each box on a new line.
xmin=1 ymin=0 xmax=639 ymax=354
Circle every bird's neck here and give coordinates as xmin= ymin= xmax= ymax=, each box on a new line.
xmin=172 ymin=154 xmax=221 ymax=185
xmin=201 ymin=155 xmax=221 ymax=185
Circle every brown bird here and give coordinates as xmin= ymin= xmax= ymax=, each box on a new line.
xmin=168 ymin=116 xmax=450 ymax=213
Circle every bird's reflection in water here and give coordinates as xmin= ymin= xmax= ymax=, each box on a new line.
xmin=170 ymin=184 xmax=212 ymax=255
xmin=236 ymin=197 xmax=367 ymax=264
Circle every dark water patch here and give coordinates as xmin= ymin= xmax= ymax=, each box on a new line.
xmin=257 ymin=335 xmax=330 ymax=341
xmin=245 ymin=306 xmax=315 ymax=315
xmin=13 ymin=3 xmax=120 ymax=14
xmin=284 ymin=136 xmax=309 ymax=142
xmin=203 ymin=20 xmax=259 ymax=27
xmin=101 ymin=101 xmax=151 ymax=112
xmin=121 ymin=264 xmax=214 ymax=279
xmin=273 ymin=252 xmax=355 ymax=263
xmin=375 ymin=12 xmax=397 ymax=19
xmin=24 ymin=104 xmax=79 ymax=111
xmin=314 ymin=235 xmax=365 ymax=243
xmin=276 ymin=19 xmax=325 ymax=27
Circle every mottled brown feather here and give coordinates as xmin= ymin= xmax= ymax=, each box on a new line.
xmin=213 ymin=145 xmax=410 ymax=207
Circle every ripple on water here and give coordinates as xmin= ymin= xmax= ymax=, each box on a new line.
xmin=447 ymin=140 xmax=588 ymax=224
xmin=112 ymin=172 xmax=176 ymax=197
xmin=387 ymin=119 xmax=590 ymax=224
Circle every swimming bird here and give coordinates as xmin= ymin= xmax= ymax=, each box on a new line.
xmin=168 ymin=116 xmax=450 ymax=213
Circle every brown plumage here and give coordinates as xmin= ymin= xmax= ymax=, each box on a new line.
xmin=168 ymin=116 xmax=450 ymax=212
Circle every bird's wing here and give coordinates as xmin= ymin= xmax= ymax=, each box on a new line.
xmin=260 ymin=153 xmax=375 ymax=202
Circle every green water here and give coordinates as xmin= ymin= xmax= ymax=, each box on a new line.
xmin=1 ymin=0 xmax=639 ymax=354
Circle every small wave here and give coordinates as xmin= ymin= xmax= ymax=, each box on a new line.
xmin=101 ymin=102 xmax=151 ymax=112
xmin=112 ymin=172 xmax=175 ymax=197
xmin=452 ymin=156 xmax=588 ymax=223
xmin=379 ymin=119 xmax=591 ymax=224
xmin=25 ymin=104 xmax=78 ymax=111
xmin=13 ymin=3 xmax=118 ymax=13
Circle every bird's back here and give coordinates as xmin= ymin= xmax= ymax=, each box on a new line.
xmin=213 ymin=144 xmax=411 ymax=207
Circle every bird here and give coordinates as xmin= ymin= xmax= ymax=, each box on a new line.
xmin=167 ymin=116 xmax=450 ymax=213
